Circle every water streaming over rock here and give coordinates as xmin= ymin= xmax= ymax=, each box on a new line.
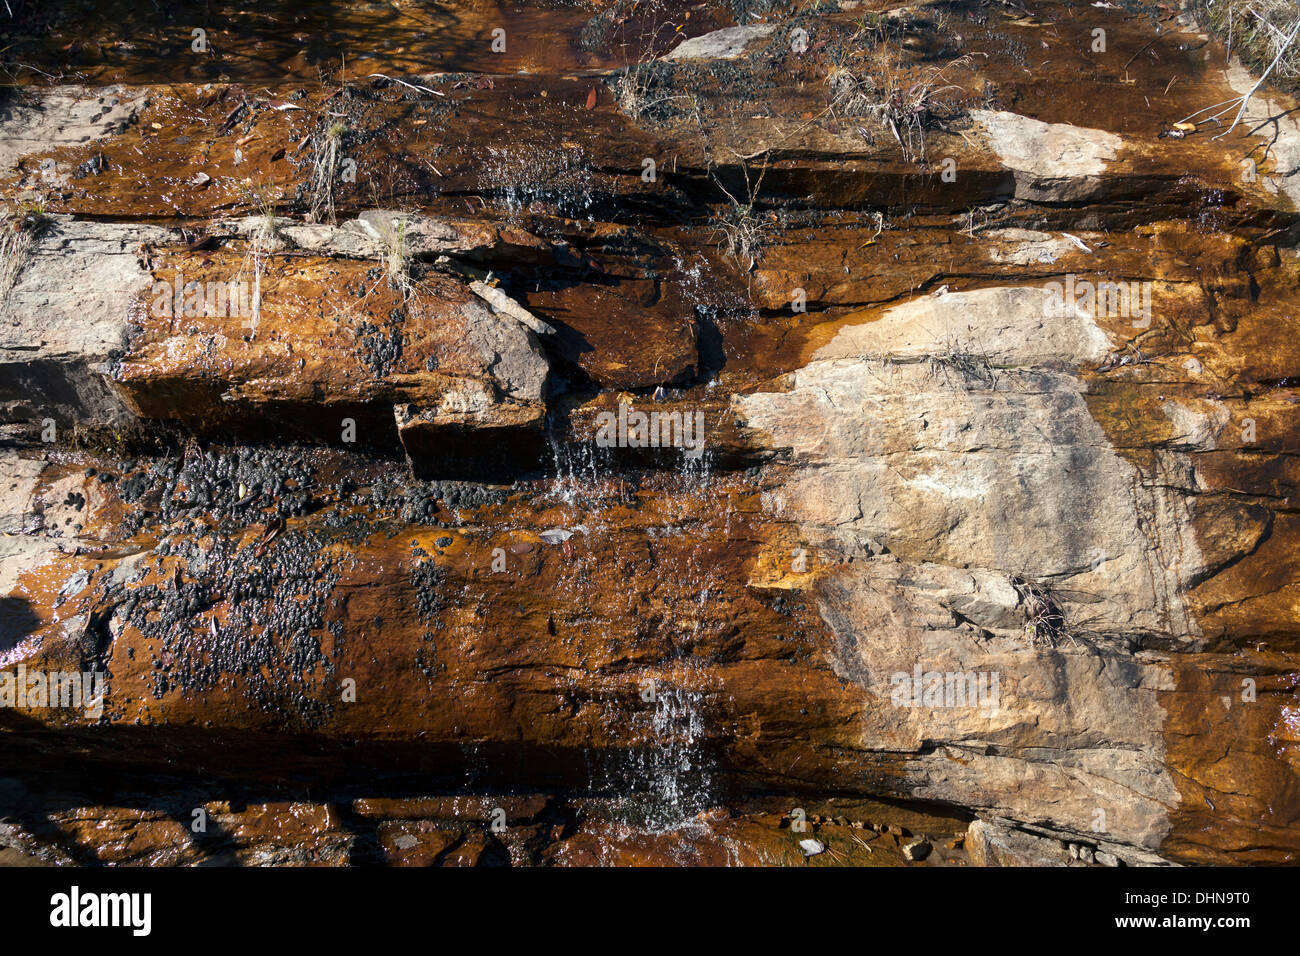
xmin=1 ymin=0 xmax=1298 ymax=868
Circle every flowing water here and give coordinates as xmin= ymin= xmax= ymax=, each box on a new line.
xmin=3 ymin=0 xmax=1297 ymax=869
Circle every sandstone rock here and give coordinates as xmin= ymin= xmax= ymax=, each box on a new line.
xmin=1 ymin=0 xmax=1298 ymax=870
xmin=0 ymin=217 xmax=172 ymax=427
xmin=971 ymin=110 xmax=1121 ymax=203
xmin=220 ymin=213 xmax=555 ymax=265
xmin=664 ymin=25 xmax=776 ymax=61
xmin=0 ymin=86 xmax=146 ymax=179
xmin=525 ymin=284 xmax=697 ymax=389
xmin=735 ymin=356 xmax=1204 ymax=639
xmin=112 ymin=250 xmax=550 ymax=449
xmin=731 ymin=264 xmax=1296 ymax=854
xmin=812 ymin=286 xmax=1114 ymax=368
xmin=1225 ymin=62 xmax=1300 ymax=205
xmin=966 ymin=820 xmax=1072 ymax=867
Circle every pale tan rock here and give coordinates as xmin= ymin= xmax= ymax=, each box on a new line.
xmin=971 ymin=110 xmax=1121 ymax=202
xmin=966 ymin=819 xmax=1072 ymax=867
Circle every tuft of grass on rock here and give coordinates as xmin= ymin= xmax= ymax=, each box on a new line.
xmin=382 ymin=213 xmax=413 ymax=298
xmin=0 ymin=198 xmax=48 ymax=307
xmin=308 ymin=119 xmax=347 ymax=224
xmin=828 ymin=53 xmax=972 ymax=163
xmin=1194 ymin=0 xmax=1300 ymax=94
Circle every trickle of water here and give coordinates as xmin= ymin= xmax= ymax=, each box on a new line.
xmin=640 ymin=684 xmax=712 ymax=829
xmin=481 ymin=144 xmax=595 ymax=219
xmin=545 ymin=431 xmax=605 ymax=508
xmin=543 ymin=405 xmax=726 ymax=833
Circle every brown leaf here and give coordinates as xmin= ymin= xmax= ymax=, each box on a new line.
xmin=585 ymin=87 xmax=597 ymax=110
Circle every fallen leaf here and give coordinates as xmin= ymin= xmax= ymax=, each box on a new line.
xmin=586 ymin=87 xmax=597 ymax=109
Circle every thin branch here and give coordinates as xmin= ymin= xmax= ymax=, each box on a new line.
xmin=367 ymin=72 xmax=445 ymax=97
xmin=1214 ymin=15 xmax=1300 ymax=139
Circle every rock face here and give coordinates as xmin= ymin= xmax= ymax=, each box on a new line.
xmin=970 ymin=111 xmax=1121 ymax=202
xmin=0 ymin=0 xmax=1298 ymax=866
xmin=1 ymin=218 xmax=172 ymax=430
xmin=664 ymin=25 xmax=778 ymax=61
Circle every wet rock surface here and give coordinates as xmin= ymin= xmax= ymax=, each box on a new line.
xmin=0 ymin=0 xmax=1298 ymax=866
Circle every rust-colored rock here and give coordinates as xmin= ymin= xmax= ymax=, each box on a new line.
xmin=1 ymin=0 xmax=1299 ymax=868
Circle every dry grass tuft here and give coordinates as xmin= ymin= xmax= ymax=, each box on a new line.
xmin=709 ymin=160 xmax=770 ymax=271
xmin=308 ymin=120 xmax=347 ymax=224
xmin=0 ymin=199 xmax=48 ymax=307
xmin=828 ymin=54 xmax=973 ymax=163
xmin=1195 ymin=0 xmax=1300 ymax=93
